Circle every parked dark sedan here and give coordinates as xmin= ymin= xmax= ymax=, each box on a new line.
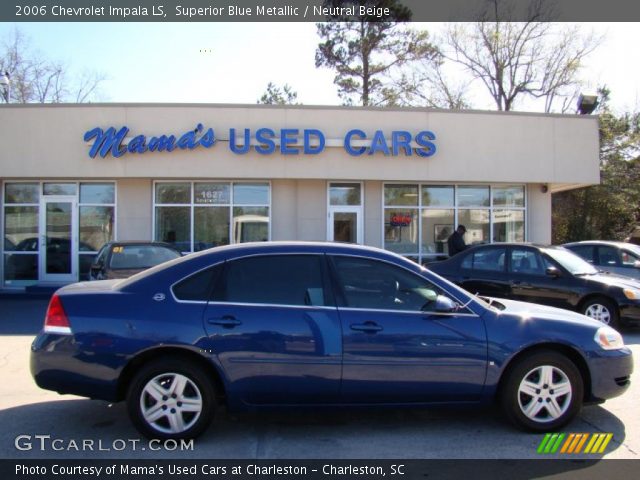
xmin=429 ymin=243 xmax=640 ymax=328
xmin=32 ymin=242 xmax=631 ymax=439
xmin=564 ymin=241 xmax=640 ymax=280
xmin=88 ymin=241 xmax=182 ymax=280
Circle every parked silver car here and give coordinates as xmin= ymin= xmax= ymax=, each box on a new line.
xmin=563 ymin=241 xmax=640 ymax=279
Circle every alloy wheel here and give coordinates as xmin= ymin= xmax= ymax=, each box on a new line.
xmin=140 ymin=373 xmax=203 ymax=434
xmin=517 ymin=365 xmax=572 ymax=423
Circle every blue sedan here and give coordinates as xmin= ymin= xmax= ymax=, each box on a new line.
xmin=31 ymin=242 xmax=632 ymax=439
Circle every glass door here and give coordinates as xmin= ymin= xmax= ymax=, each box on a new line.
xmin=39 ymin=196 xmax=78 ymax=283
xmin=328 ymin=207 xmax=363 ymax=244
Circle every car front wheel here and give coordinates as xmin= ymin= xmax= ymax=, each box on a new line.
xmin=501 ymin=351 xmax=583 ymax=431
xmin=582 ymin=297 xmax=619 ymax=328
xmin=127 ymin=358 xmax=215 ymax=439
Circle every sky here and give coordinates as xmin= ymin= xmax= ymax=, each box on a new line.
xmin=1 ymin=22 xmax=639 ymax=112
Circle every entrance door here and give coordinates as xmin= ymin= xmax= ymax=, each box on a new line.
xmin=39 ymin=196 xmax=78 ymax=283
xmin=328 ymin=208 xmax=363 ymax=244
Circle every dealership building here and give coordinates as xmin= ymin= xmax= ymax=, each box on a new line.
xmin=0 ymin=104 xmax=599 ymax=289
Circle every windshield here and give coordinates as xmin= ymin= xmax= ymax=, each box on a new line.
xmin=543 ymin=247 xmax=598 ymax=275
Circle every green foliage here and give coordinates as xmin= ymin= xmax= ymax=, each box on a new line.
xmin=257 ymin=82 xmax=300 ymax=105
xmin=552 ymin=88 xmax=640 ymax=243
xmin=315 ymin=1 xmax=438 ymax=106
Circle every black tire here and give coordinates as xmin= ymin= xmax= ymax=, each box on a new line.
xmin=126 ymin=358 xmax=215 ymax=439
xmin=500 ymin=351 xmax=583 ymax=432
xmin=581 ymin=297 xmax=619 ymax=328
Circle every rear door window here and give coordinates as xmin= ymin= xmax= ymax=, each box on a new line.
xmin=214 ymin=255 xmax=329 ymax=307
xmin=460 ymin=247 xmax=506 ymax=272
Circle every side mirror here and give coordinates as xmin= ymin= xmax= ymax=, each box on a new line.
xmin=435 ymin=295 xmax=457 ymax=313
xmin=546 ymin=266 xmax=561 ymax=278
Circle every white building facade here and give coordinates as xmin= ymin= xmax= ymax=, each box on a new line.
xmin=0 ymin=104 xmax=600 ymax=289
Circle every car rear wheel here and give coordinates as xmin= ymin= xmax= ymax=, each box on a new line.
xmin=127 ymin=358 xmax=215 ymax=439
xmin=501 ymin=351 xmax=583 ymax=432
xmin=581 ymin=297 xmax=619 ymax=328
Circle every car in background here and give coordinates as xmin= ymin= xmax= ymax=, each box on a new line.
xmin=563 ymin=241 xmax=640 ymax=280
xmin=31 ymin=241 xmax=632 ymax=439
xmin=428 ymin=243 xmax=640 ymax=328
xmin=88 ymin=241 xmax=182 ymax=280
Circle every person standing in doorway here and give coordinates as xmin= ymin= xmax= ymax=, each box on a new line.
xmin=447 ymin=225 xmax=468 ymax=256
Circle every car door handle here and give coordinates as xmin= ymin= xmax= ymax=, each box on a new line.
xmin=350 ymin=322 xmax=383 ymax=333
xmin=208 ymin=316 xmax=242 ymax=328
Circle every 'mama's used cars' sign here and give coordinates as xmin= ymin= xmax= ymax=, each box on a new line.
xmin=84 ymin=124 xmax=437 ymax=159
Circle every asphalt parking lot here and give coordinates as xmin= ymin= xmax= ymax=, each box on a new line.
xmin=1 ymin=296 xmax=638 ymax=460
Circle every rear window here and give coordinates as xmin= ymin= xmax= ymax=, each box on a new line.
xmin=460 ymin=247 xmax=506 ymax=272
xmin=109 ymin=245 xmax=181 ymax=270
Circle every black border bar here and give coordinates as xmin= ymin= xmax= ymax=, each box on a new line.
xmin=2 ymin=1 xmax=640 ymax=22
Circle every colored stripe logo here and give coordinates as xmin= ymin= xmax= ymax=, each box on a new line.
xmin=537 ymin=433 xmax=613 ymax=454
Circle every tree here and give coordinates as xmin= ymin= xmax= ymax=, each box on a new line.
xmin=0 ymin=29 xmax=105 ymax=103
xmin=315 ymin=0 xmax=438 ymax=106
xmin=257 ymin=82 xmax=300 ymax=105
xmin=552 ymin=88 xmax=640 ymax=243
xmin=443 ymin=0 xmax=600 ymax=112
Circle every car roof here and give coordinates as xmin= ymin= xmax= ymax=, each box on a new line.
xmin=465 ymin=242 xmax=560 ymax=249
xmin=563 ymin=240 xmax=630 ymax=248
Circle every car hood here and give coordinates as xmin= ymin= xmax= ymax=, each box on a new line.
xmin=581 ymin=272 xmax=640 ymax=289
xmin=486 ymin=297 xmax=603 ymax=328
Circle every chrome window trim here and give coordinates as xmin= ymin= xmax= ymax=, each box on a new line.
xmin=336 ymin=306 xmax=479 ymax=317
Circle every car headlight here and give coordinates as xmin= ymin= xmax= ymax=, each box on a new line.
xmin=594 ymin=326 xmax=625 ymax=350
xmin=623 ymin=288 xmax=640 ymax=300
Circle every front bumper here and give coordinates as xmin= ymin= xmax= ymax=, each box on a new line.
xmin=619 ymin=303 xmax=640 ymax=325
xmin=587 ymin=347 xmax=633 ymax=402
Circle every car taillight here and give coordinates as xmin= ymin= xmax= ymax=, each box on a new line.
xmin=44 ymin=294 xmax=72 ymax=335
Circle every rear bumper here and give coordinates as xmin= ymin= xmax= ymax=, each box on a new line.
xmin=30 ymin=333 xmax=120 ymax=402
xmin=587 ymin=347 xmax=633 ymax=402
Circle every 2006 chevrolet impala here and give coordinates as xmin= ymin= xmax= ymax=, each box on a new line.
xmin=31 ymin=242 xmax=632 ymax=439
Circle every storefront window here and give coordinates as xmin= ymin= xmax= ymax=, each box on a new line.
xmin=154 ymin=182 xmax=271 ymax=253
xmin=457 ymin=186 xmax=490 ymax=207
xmin=233 ymin=206 xmax=270 ymax=243
xmin=421 ymin=209 xmax=455 ymax=256
xmin=155 ymin=182 xmax=190 ymax=204
xmin=493 ymin=186 xmax=525 ymax=207
xmin=78 ymin=183 xmax=116 ymax=280
xmin=194 ymin=207 xmax=230 ymax=250
xmin=79 ymin=206 xmax=114 ymax=251
xmin=422 ymin=186 xmax=454 ymax=207
xmin=4 ymin=186 xmax=39 ymax=286
xmin=384 ymin=184 xmax=418 ymax=206
xmin=329 ymin=183 xmax=362 ymax=206
xmin=43 ymin=183 xmax=77 ymax=196
xmin=233 ymin=183 xmax=269 ymax=205
xmin=4 ymin=183 xmax=38 ymax=204
xmin=194 ymin=183 xmax=230 ymax=205
xmin=384 ymin=184 xmax=526 ymax=264
xmin=384 ymin=209 xmax=419 ymax=254
xmin=80 ymin=183 xmax=115 ymax=204
xmin=458 ymin=209 xmax=491 ymax=245
xmin=493 ymin=210 xmax=525 ymax=242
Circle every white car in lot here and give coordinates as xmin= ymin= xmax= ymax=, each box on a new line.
xmin=563 ymin=241 xmax=640 ymax=280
